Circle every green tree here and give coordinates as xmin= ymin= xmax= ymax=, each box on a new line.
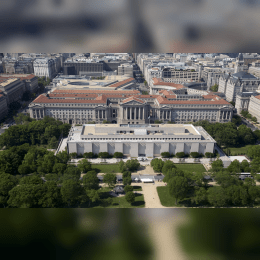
xmin=18 ymin=164 xmax=31 ymax=175
xmin=205 ymin=152 xmax=215 ymax=158
xmin=214 ymin=172 xmax=241 ymax=188
xmin=190 ymin=152 xmax=200 ymax=158
xmin=87 ymin=189 xmax=100 ymax=207
xmin=98 ymin=152 xmax=110 ymax=158
xmin=207 ymin=186 xmax=228 ymax=207
xmin=83 ymin=171 xmax=99 ymax=190
xmin=125 ymin=191 xmax=135 ymax=204
xmin=0 ymin=173 xmax=18 ymax=208
xmin=161 ymin=160 xmax=176 ymax=175
xmin=103 ymin=173 xmax=117 ymax=188
xmin=193 ymin=187 xmax=207 ymax=205
xmin=251 ymin=158 xmax=260 ymax=173
xmin=83 ymin=152 xmax=96 ymax=158
xmin=123 ymin=176 xmax=132 ymax=186
xmin=240 ymin=160 xmax=250 ymax=172
xmin=124 ymin=185 xmax=133 ymax=193
xmin=210 ymin=159 xmax=224 ymax=173
xmin=78 ymin=159 xmax=92 ymax=173
xmin=247 ymin=146 xmax=260 ymax=159
xmin=253 ymin=130 xmax=260 ymax=141
xmin=210 ymin=84 xmax=218 ymax=92
xmin=151 ymin=158 xmax=164 ymax=172
xmin=248 ymin=185 xmax=260 ymax=205
xmin=8 ymin=184 xmax=45 ymax=208
xmin=64 ymin=165 xmax=81 ymax=179
xmin=168 ymin=176 xmax=189 ymax=205
xmin=19 ymin=175 xmax=43 ymax=185
xmin=227 ymin=160 xmax=241 ymax=173
xmin=69 ymin=152 xmax=78 ymax=159
xmin=119 ymin=161 xmax=127 ymax=173
xmin=60 ymin=179 xmax=83 ymax=207
xmin=39 ymin=181 xmax=62 ymax=208
xmin=52 ymin=163 xmax=67 ymax=175
xmin=45 ymin=174 xmax=59 ymax=182
xmin=175 ymin=152 xmax=186 ymax=158
xmin=125 ymin=159 xmax=140 ymax=172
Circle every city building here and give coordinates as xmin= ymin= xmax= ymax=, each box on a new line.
xmin=248 ymin=95 xmax=260 ymax=122
xmin=29 ymin=87 xmax=233 ymax=125
xmin=218 ymin=71 xmax=260 ymax=102
xmin=0 ymin=74 xmax=38 ymax=93
xmin=235 ymin=92 xmax=258 ymax=113
xmin=0 ymin=78 xmax=25 ymax=104
xmin=66 ymin=124 xmax=216 ymax=157
xmin=33 ymin=58 xmax=56 ymax=79
xmin=248 ymin=60 xmax=260 ymax=78
xmin=118 ymin=63 xmax=133 ymax=77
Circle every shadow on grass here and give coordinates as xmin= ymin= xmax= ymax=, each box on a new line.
xmin=93 ymin=168 xmax=101 ymax=174
xmin=132 ymin=201 xmax=145 ymax=207
xmin=132 ymin=185 xmax=142 ymax=190
xmin=135 ymin=193 xmax=143 ymax=197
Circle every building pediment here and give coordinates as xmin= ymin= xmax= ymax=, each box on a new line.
xmin=122 ymin=100 xmax=144 ymax=106
xmin=29 ymin=104 xmax=44 ymax=109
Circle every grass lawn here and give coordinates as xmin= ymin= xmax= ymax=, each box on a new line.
xmin=132 ymin=185 xmax=142 ymax=191
xmin=227 ymin=145 xmax=255 ymax=156
xmin=176 ymin=164 xmax=207 ymax=174
xmin=92 ymin=164 xmax=120 ymax=174
xmin=157 ymin=186 xmax=182 ymax=207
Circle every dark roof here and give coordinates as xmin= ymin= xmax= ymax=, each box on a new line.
xmin=113 ymin=186 xmax=124 ymax=193
xmin=237 ymin=53 xmax=244 ymax=61
xmin=232 ymin=71 xmax=256 ymax=79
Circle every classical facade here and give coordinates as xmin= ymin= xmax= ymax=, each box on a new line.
xmin=33 ymin=58 xmax=56 ymax=79
xmin=235 ymin=92 xmax=258 ymax=113
xmin=67 ymin=124 xmax=216 ymax=157
xmin=218 ymin=71 xmax=260 ymax=102
xmin=29 ymin=87 xmax=233 ymax=125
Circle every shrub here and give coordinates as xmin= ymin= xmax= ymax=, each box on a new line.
xmin=190 ymin=152 xmax=200 ymax=158
xmin=83 ymin=152 xmax=96 ymax=158
xmin=161 ymin=152 xmax=170 ymax=158
xmin=113 ymin=152 xmax=124 ymax=158
xmin=98 ymin=152 xmax=111 ymax=158
xmin=205 ymin=152 xmax=214 ymax=158
xmin=175 ymin=152 xmax=186 ymax=158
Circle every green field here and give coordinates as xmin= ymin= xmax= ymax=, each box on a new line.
xmin=92 ymin=164 xmax=120 ymax=174
xmin=175 ymin=164 xmax=207 ymax=174
xmin=227 ymin=145 xmax=254 ymax=156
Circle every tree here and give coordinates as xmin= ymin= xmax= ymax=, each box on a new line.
xmin=77 ymin=159 xmax=92 ymax=173
xmin=151 ymin=158 xmax=164 ymax=172
xmin=19 ymin=175 xmax=44 ymax=185
xmin=8 ymin=184 xmax=45 ymax=208
xmin=124 ymin=185 xmax=133 ymax=193
xmin=248 ymin=186 xmax=260 ymax=205
xmin=48 ymin=136 xmax=58 ymax=149
xmin=168 ymin=176 xmax=189 ymax=205
xmin=161 ymin=152 xmax=170 ymax=158
xmin=60 ymin=179 xmax=83 ymax=207
xmin=226 ymin=185 xmax=248 ymax=206
xmin=113 ymin=152 xmax=124 ymax=158
xmin=237 ymin=125 xmax=256 ymax=145
xmin=45 ymin=174 xmax=59 ymax=183
xmin=125 ymin=159 xmax=140 ymax=172
xmin=64 ymin=165 xmax=81 ymax=179
xmin=56 ymin=150 xmax=69 ymax=164
xmin=103 ymin=173 xmax=117 ymax=188
xmin=125 ymin=191 xmax=135 ymax=204
xmin=251 ymin=158 xmax=260 ymax=173
xmin=247 ymin=146 xmax=260 ymax=159
xmin=240 ymin=160 xmax=250 ymax=172
xmin=161 ymin=160 xmax=176 ymax=175
xmin=39 ymin=181 xmax=62 ymax=208
xmin=253 ymin=130 xmax=260 ymax=141
xmin=98 ymin=152 xmax=110 ymax=158
xmin=205 ymin=152 xmax=215 ymax=158
xmin=52 ymin=163 xmax=67 ymax=175
xmin=87 ymin=189 xmax=100 ymax=207
xmin=119 ymin=161 xmax=127 ymax=173
xmin=0 ymin=173 xmax=18 ymax=208
xmin=214 ymin=172 xmax=241 ymax=188
xmin=18 ymin=164 xmax=31 ymax=175
xmin=207 ymin=186 xmax=228 ymax=207
xmin=210 ymin=84 xmax=218 ymax=92
xmin=229 ymin=101 xmax=235 ymax=106
xmin=123 ymin=176 xmax=132 ymax=186
xmin=83 ymin=171 xmax=99 ymax=190
xmin=69 ymin=152 xmax=78 ymax=159
xmin=210 ymin=159 xmax=224 ymax=173
xmin=252 ymin=117 xmax=257 ymax=123
xmin=193 ymin=187 xmax=207 ymax=205
xmin=227 ymin=160 xmax=241 ymax=173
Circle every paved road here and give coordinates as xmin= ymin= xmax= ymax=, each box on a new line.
xmin=240 ymin=117 xmax=258 ymax=131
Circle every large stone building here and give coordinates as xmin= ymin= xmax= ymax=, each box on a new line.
xmin=248 ymin=95 xmax=260 ymax=122
xmin=218 ymin=71 xmax=260 ymax=102
xmin=33 ymin=58 xmax=56 ymax=79
xmin=29 ymin=85 xmax=233 ymax=125
xmin=0 ymin=78 xmax=25 ymax=104
xmin=235 ymin=92 xmax=259 ymax=113
xmin=0 ymin=74 xmax=38 ymax=93
xmin=67 ymin=124 xmax=216 ymax=157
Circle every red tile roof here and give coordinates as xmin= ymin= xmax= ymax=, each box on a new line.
xmin=0 ymin=74 xmax=36 ymax=81
xmin=49 ymin=93 xmax=98 ymax=98
xmin=52 ymin=89 xmax=140 ymax=94
xmin=255 ymin=95 xmax=260 ymax=100
xmin=156 ymin=96 xmax=230 ymax=105
xmin=122 ymin=96 xmax=145 ymax=104
xmin=33 ymin=95 xmax=107 ymax=104
xmin=108 ymin=78 xmax=135 ymax=88
xmin=152 ymin=78 xmax=186 ymax=89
